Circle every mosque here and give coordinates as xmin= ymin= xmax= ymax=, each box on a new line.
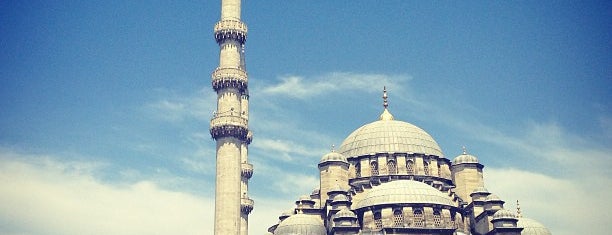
xmin=209 ymin=0 xmax=552 ymax=234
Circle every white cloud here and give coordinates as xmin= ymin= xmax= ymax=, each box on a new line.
xmin=0 ymin=150 xmax=212 ymax=235
xmin=485 ymin=168 xmax=610 ymax=235
xmin=261 ymin=72 xmax=411 ymax=99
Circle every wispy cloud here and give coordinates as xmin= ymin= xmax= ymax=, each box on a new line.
xmin=145 ymin=88 xmax=216 ymax=123
xmin=0 ymin=150 xmax=212 ymax=235
xmin=253 ymin=138 xmax=327 ymax=162
xmin=261 ymin=72 xmax=411 ymax=99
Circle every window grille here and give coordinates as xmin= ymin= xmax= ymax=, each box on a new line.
xmin=413 ymin=209 xmax=424 ymax=227
xmin=393 ymin=209 xmax=404 ymax=227
xmin=387 ymin=160 xmax=397 ymax=174
xmin=371 ymin=161 xmax=379 ymax=176
xmin=406 ymin=160 xmax=414 ymax=174
xmin=433 ymin=210 xmax=442 ymax=227
xmin=374 ymin=212 xmax=383 ymax=230
xmin=424 ymin=162 xmax=430 ymax=175
xmin=355 ymin=163 xmax=361 ymax=177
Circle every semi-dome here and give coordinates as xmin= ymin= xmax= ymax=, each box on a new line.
xmin=353 ymin=180 xmax=454 ymax=209
xmin=319 ymin=150 xmax=348 ymax=164
xmin=517 ymin=218 xmax=552 ymax=235
xmin=274 ymin=213 xmax=326 ymax=235
xmin=338 ymin=110 xmax=443 ymax=157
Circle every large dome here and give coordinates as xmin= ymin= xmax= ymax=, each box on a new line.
xmin=338 ymin=109 xmax=443 ymax=157
xmin=352 ymin=180 xmax=454 ymax=209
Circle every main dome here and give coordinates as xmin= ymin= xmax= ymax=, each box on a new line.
xmin=338 ymin=109 xmax=443 ymax=157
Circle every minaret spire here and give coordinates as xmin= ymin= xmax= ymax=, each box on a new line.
xmin=210 ymin=0 xmax=252 ymax=234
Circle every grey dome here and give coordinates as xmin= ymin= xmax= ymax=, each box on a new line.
xmin=339 ymin=117 xmax=443 ymax=158
xmin=453 ymin=153 xmax=479 ymax=165
xmin=319 ymin=151 xmax=348 ymax=164
xmin=274 ymin=213 xmax=326 ymax=235
xmin=353 ymin=180 xmax=454 ymax=209
xmin=492 ymin=209 xmax=516 ymax=220
xmin=518 ymin=218 xmax=552 ymax=235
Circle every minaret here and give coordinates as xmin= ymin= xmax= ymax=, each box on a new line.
xmin=210 ymin=0 xmax=253 ymax=234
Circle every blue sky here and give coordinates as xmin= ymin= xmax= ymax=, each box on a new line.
xmin=1 ymin=1 xmax=610 ymax=234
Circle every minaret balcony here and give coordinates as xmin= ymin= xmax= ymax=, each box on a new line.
xmin=210 ymin=115 xmax=249 ymax=140
xmin=241 ymin=162 xmax=253 ymax=179
xmin=241 ymin=197 xmax=254 ymax=214
xmin=211 ymin=67 xmax=248 ymax=91
xmin=214 ymin=19 xmax=247 ymax=44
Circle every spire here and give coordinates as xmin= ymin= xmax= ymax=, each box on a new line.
xmin=516 ymin=200 xmax=522 ymax=218
xmin=379 ymin=86 xmax=394 ymax=121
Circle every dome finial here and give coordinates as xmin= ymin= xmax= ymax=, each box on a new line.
xmin=516 ymin=200 xmax=522 ymax=218
xmin=462 ymin=146 xmax=467 ymax=154
xmin=379 ymin=86 xmax=394 ymax=121
xmin=331 ymin=144 xmax=335 ymax=152
xmin=383 ymin=86 xmax=388 ymax=108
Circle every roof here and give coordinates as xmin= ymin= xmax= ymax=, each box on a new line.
xmin=338 ymin=112 xmax=444 ymax=157
xmin=352 ymin=180 xmax=454 ymax=209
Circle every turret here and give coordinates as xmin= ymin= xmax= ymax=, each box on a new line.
xmin=318 ymin=148 xmax=349 ymax=204
xmin=451 ymin=147 xmax=484 ymax=203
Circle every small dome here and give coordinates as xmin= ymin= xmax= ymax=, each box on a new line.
xmin=518 ymin=218 xmax=552 ymax=235
xmin=353 ymin=180 xmax=454 ymax=209
xmin=472 ymin=186 xmax=489 ymax=194
xmin=452 ymin=152 xmax=479 ymax=165
xmin=334 ymin=208 xmax=357 ymax=219
xmin=274 ymin=214 xmax=326 ymax=235
xmin=492 ymin=209 xmax=516 ymax=220
xmin=319 ymin=151 xmax=348 ymax=164
xmin=485 ymin=194 xmax=503 ymax=202
xmin=332 ymin=194 xmax=349 ymax=203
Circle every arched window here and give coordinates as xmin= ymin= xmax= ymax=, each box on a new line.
xmin=355 ymin=162 xmax=361 ymax=178
xmin=387 ymin=160 xmax=397 ymax=174
xmin=433 ymin=210 xmax=442 ymax=227
xmin=424 ymin=162 xmax=430 ymax=175
xmin=393 ymin=209 xmax=404 ymax=227
xmin=374 ymin=211 xmax=383 ymax=230
xmin=371 ymin=161 xmax=379 ymax=176
xmin=406 ymin=160 xmax=414 ymax=174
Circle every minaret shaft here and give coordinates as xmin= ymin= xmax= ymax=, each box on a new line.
xmin=211 ymin=0 xmax=252 ymax=234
